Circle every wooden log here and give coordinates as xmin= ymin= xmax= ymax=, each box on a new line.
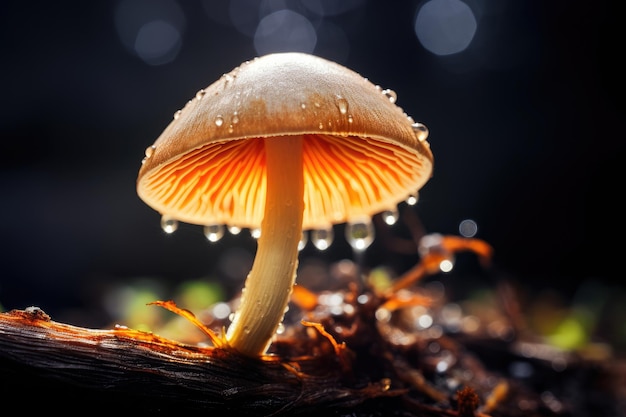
xmin=0 ymin=306 xmax=399 ymax=415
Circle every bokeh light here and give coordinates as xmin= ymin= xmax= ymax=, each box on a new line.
xmin=254 ymin=9 xmax=317 ymax=54
xmin=414 ymin=0 xmax=477 ymax=56
xmin=115 ymin=0 xmax=185 ymax=65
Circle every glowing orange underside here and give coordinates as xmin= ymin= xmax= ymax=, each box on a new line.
xmin=142 ymin=134 xmax=423 ymax=230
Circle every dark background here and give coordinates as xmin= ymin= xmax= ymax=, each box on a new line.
xmin=0 ymin=1 xmax=621 ymax=327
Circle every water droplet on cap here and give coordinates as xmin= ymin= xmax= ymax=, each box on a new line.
xmin=382 ymin=89 xmax=397 ymax=103
xmin=336 ymin=97 xmax=348 ymax=114
xmin=144 ymin=145 xmax=156 ymax=158
xmin=215 ymin=115 xmax=224 ymax=127
xmin=412 ymin=122 xmax=429 ymax=142
xmin=173 ymin=110 xmax=182 ymax=119
xmin=196 ymin=89 xmax=206 ymax=100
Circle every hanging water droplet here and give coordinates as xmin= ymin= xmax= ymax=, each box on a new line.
xmin=412 ymin=122 xmax=429 ymax=142
xmin=406 ymin=192 xmax=419 ymax=206
xmin=215 ymin=115 xmax=224 ymax=127
xmin=144 ymin=145 xmax=156 ymax=158
xmin=160 ymin=215 xmax=178 ymax=234
xmin=348 ymin=115 xmax=354 ymax=123
xmin=173 ymin=110 xmax=182 ymax=119
xmin=381 ymin=208 xmax=399 ymax=225
xmin=336 ymin=97 xmax=349 ymax=114
xmin=250 ymin=228 xmax=261 ymax=239
xmin=228 ymin=225 xmax=241 ymax=235
xmin=382 ymin=89 xmax=397 ymax=103
xmin=298 ymin=230 xmax=308 ymax=251
xmin=275 ymin=322 xmax=285 ymax=335
xmin=204 ymin=224 xmax=225 ymax=242
xmin=300 ymin=103 xmax=306 ymax=110
xmin=196 ymin=89 xmax=206 ymax=100
xmin=345 ymin=218 xmax=374 ymax=252
xmin=311 ymin=227 xmax=334 ymax=251
xmin=232 ymin=111 xmax=239 ymax=124
xmin=318 ymin=122 xmax=324 ymax=130
xmin=228 ymin=124 xmax=234 ymax=133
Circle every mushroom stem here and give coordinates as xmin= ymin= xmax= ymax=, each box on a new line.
xmin=225 ymin=136 xmax=304 ymax=356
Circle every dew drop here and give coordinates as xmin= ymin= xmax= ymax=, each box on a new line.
xmin=314 ymin=102 xmax=321 ymax=108
xmin=311 ymin=227 xmax=334 ymax=251
xmin=228 ymin=225 xmax=242 ymax=235
xmin=215 ymin=115 xmax=224 ymax=127
xmin=232 ymin=112 xmax=239 ymax=124
xmin=412 ymin=122 xmax=429 ymax=141
xmin=204 ymin=224 xmax=225 ymax=242
xmin=381 ymin=208 xmax=399 ymax=226
xmin=173 ymin=110 xmax=182 ymax=119
xmin=298 ymin=230 xmax=308 ymax=251
xmin=160 ymin=215 xmax=178 ymax=234
xmin=196 ymin=89 xmax=206 ymax=100
xmin=275 ymin=322 xmax=285 ymax=335
xmin=406 ymin=192 xmax=419 ymax=206
xmin=300 ymin=103 xmax=306 ymax=110
xmin=348 ymin=115 xmax=353 ymax=123
xmin=318 ymin=122 xmax=324 ymax=130
xmin=228 ymin=124 xmax=234 ymax=133
xmin=345 ymin=218 xmax=374 ymax=252
xmin=336 ymin=97 xmax=349 ymax=115
xmin=382 ymin=89 xmax=397 ymax=103
xmin=144 ymin=145 xmax=156 ymax=158
xmin=250 ymin=228 xmax=261 ymax=239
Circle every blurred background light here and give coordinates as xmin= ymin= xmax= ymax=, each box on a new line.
xmin=414 ymin=0 xmax=477 ymax=56
xmin=134 ymin=20 xmax=182 ymax=66
xmin=459 ymin=219 xmax=478 ymax=237
xmin=254 ymin=9 xmax=317 ymax=54
xmin=115 ymin=0 xmax=185 ymax=65
xmin=302 ymin=0 xmax=366 ymax=16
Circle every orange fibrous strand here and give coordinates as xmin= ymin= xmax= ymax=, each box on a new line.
xmin=299 ymin=319 xmax=355 ymax=372
xmin=149 ymin=300 xmax=225 ymax=348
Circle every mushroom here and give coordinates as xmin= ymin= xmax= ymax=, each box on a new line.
xmin=136 ymin=52 xmax=434 ymax=357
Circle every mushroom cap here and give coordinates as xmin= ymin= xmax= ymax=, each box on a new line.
xmin=137 ymin=52 xmax=433 ymax=230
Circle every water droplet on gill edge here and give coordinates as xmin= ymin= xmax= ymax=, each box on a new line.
xmin=345 ymin=218 xmax=374 ymax=252
xmin=311 ymin=227 xmax=334 ymax=251
xmin=160 ymin=215 xmax=178 ymax=234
